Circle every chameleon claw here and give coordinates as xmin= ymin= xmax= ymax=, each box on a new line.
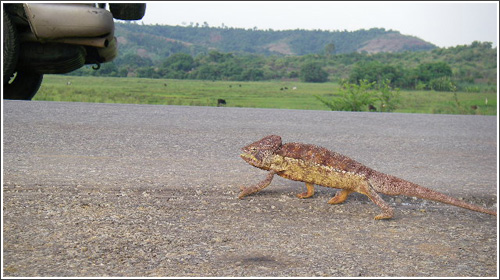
xmin=239 ymin=186 xmax=258 ymax=199
xmin=238 ymin=187 xmax=250 ymax=199
xmin=374 ymin=214 xmax=393 ymax=220
xmin=296 ymin=192 xmax=313 ymax=199
xmin=374 ymin=209 xmax=394 ymax=220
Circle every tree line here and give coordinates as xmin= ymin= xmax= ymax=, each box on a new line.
xmin=69 ymin=41 xmax=496 ymax=92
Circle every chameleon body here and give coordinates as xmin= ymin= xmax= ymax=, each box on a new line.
xmin=239 ymin=135 xmax=497 ymax=220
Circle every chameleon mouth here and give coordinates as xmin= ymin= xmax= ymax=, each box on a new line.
xmin=240 ymin=153 xmax=257 ymax=165
xmin=240 ymin=153 xmax=252 ymax=160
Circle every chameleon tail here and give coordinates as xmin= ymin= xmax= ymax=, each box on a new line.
xmin=380 ymin=174 xmax=497 ymax=216
xmin=389 ymin=178 xmax=497 ymax=216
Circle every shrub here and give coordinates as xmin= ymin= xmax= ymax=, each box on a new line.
xmin=315 ymin=79 xmax=400 ymax=112
xmin=429 ymin=76 xmax=457 ymax=92
xmin=300 ymin=62 xmax=328 ymax=83
xmin=315 ymin=79 xmax=375 ymax=111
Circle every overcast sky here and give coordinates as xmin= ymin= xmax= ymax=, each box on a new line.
xmin=139 ymin=1 xmax=498 ymax=48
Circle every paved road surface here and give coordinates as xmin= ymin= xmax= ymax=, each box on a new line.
xmin=3 ymin=100 xmax=498 ymax=277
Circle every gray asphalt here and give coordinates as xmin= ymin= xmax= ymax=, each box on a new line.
xmin=2 ymin=100 xmax=498 ymax=277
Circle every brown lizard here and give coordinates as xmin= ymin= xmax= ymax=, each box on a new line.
xmin=238 ymin=135 xmax=497 ymax=220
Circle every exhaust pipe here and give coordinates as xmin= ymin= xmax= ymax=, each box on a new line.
xmin=23 ymin=3 xmax=114 ymax=40
xmin=20 ymin=32 xmax=111 ymax=48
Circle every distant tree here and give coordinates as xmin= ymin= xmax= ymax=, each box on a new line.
xmin=415 ymin=62 xmax=452 ymax=83
xmin=137 ymin=66 xmax=158 ymax=78
xmin=208 ymin=50 xmax=233 ymax=63
xmin=300 ymin=62 xmax=328 ymax=82
xmin=324 ymin=43 xmax=335 ymax=57
xmin=190 ymin=64 xmax=220 ymax=80
xmin=98 ymin=62 xmax=119 ymax=76
xmin=349 ymin=61 xmax=403 ymax=86
xmin=159 ymin=53 xmax=195 ymax=78
xmin=471 ymin=41 xmax=492 ymax=49
xmin=219 ymin=61 xmax=243 ymax=80
xmin=161 ymin=53 xmax=194 ymax=72
xmin=240 ymin=68 xmax=264 ymax=81
xmin=116 ymin=53 xmax=152 ymax=68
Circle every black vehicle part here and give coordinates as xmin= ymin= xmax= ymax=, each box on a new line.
xmin=84 ymin=46 xmax=105 ymax=65
xmin=3 ymin=71 xmax=43 ymax=100
xmin=16 ymin=42 xmax=87 ymax=74
xmin=109 ymin=3 xmax=146 ymax=20
xmin=17 ymin=43 xmax=86 ymax=74
xmin=3 ymin=9 xmax=19 ymax=85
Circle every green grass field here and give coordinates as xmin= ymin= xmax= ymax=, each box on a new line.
xmin=34 ymin=75 xmax=497 ymax=115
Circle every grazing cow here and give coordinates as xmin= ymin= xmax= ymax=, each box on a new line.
xmin=292 ymin=87 xmax=297 ymax=90
xmin=471 ymin=105 xmax=478 ymax=110
xmin=217 ymin=99 xmax=227 ymax=107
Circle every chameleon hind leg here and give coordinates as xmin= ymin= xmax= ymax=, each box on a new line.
xmin=296 ymin=182 xmax=315 ymax=199
xmin=359 ymin=183 xmax=394 ymax=220
xmin=239 ymin=171 xmax=276 ymax=199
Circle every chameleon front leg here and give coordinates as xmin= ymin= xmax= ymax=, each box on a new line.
xmin=296 ymin=182 xmax=315 ymax=199
xmin=238 ymin=170 xmax=276 ymax=199
xmin=327 ymin=189 xmax=353 ymax=204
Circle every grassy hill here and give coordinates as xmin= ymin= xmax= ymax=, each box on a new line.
xmin=114 ymin=23 xmax=437 ymax=59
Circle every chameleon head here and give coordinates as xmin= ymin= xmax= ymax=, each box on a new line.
xmin=240 ymin=135 xmax=282 ymax=169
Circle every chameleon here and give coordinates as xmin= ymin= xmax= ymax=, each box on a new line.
xmin=238 ymin=135 xmax=497 ymax=220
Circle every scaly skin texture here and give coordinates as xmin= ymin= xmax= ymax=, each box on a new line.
xmin=239 ymin=135 xmax=497 ymax=220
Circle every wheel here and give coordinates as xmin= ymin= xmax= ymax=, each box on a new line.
xmin=109 ymin=3 xmax=146 ymax=20
xmin=3 ymin=71 xmax=44 ymax=100
xmin=3 ymin=9 xmax=19 ymax=85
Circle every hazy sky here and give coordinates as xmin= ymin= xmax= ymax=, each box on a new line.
xmin=139 ymin=1 xmax=498 ymax=48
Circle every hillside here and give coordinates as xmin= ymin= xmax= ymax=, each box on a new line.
xmin=69 ymin=23 xmax=495 ymax=93
xmin=114 ymin=22 xmax=437 ymax=60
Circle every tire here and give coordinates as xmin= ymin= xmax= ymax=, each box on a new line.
xmin=109 ymin=4 xmax=146 ymax=20
xmin=17 ymin=42 xmax=86 ymax=74
xmin=3 ymin=10 xmax=19 ymax=85
xmin=3 ymin=71 xmax=44 ymax=100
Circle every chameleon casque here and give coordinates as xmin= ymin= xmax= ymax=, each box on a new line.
xmin=238 ymin=135 xmax=497 ymax=220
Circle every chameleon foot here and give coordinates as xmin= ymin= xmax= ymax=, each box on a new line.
xmin=238 ymin=186 xmax=256 ymax=199
xmin=296 ymin=192 xmax=313 ymax=199
xmin=374 ymin=209 xmax=394 ymax=220
xmin=328 ymin=189 xmax=353 ymax=204
xmin=296 ymin=182 xmax=315 ymax=199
